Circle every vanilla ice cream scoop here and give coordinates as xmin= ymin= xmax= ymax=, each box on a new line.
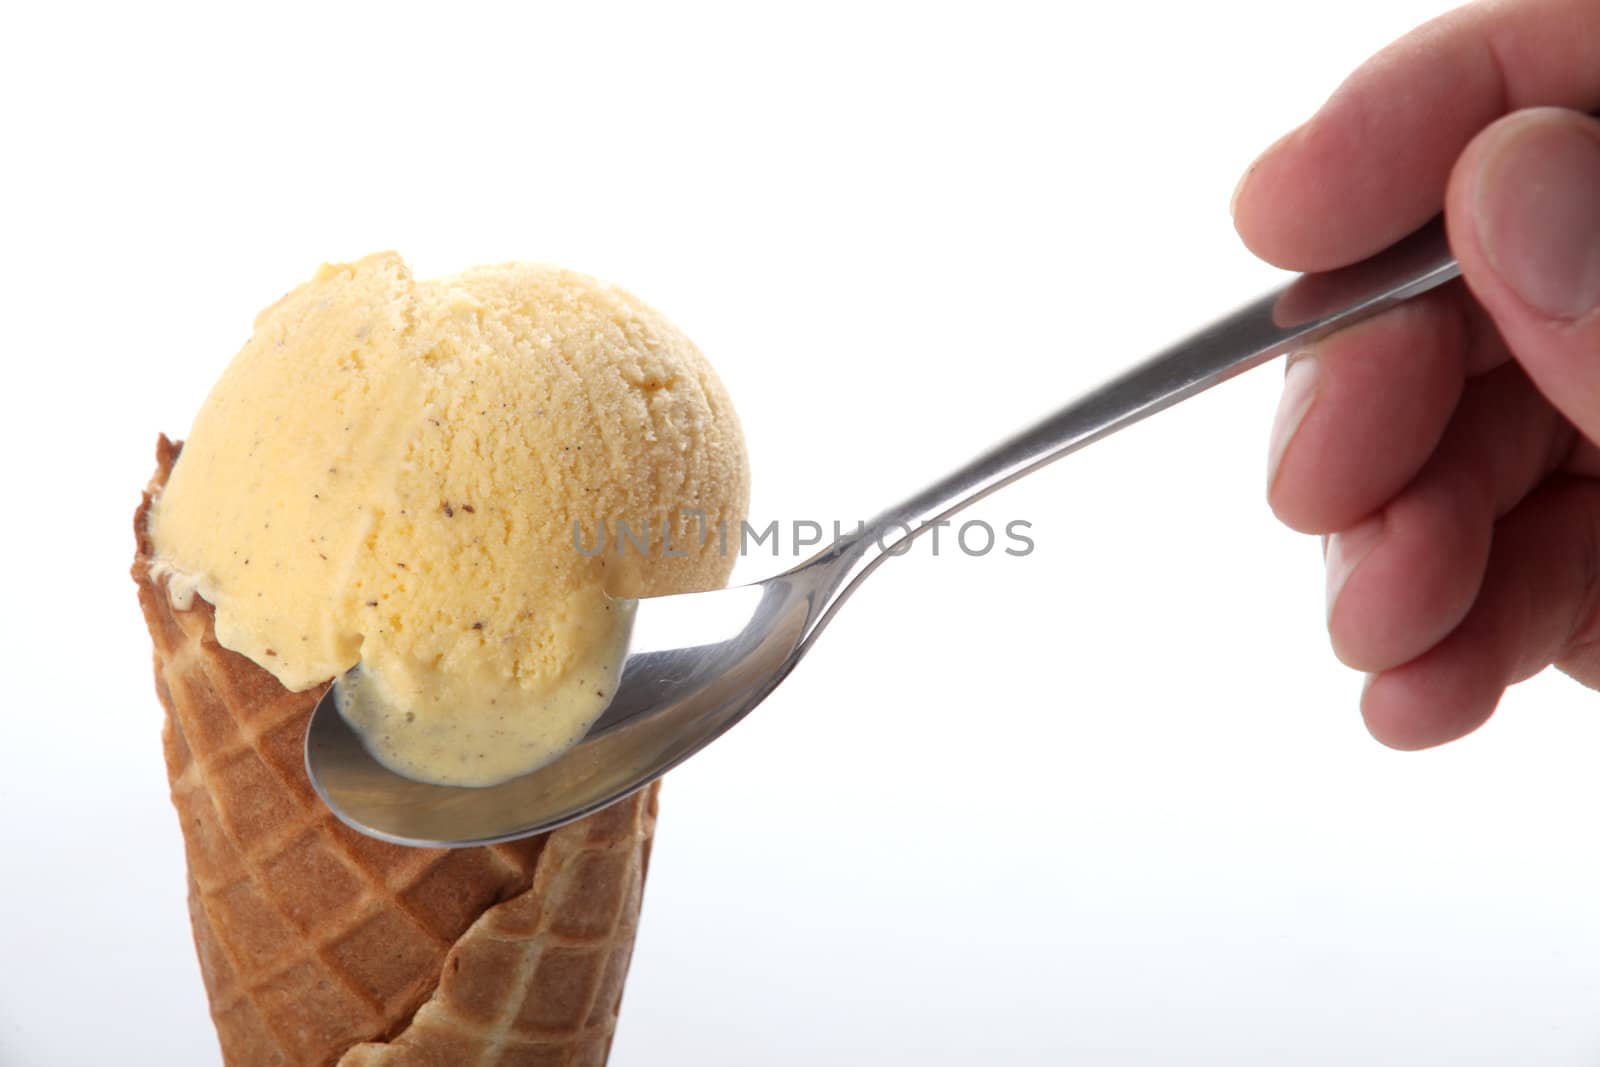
xmin=149 ymin=253 xmax=749 ymax=786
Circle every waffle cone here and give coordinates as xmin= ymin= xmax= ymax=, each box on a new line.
xmin=133 ymin=436 xmax=659 ymax=1066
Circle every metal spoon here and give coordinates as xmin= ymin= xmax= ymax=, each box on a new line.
xmin=307 ymin=217 xmax=1461 ymax=847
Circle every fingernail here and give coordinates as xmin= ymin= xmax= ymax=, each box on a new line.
xmin=1267 ymin=351 xmax=1318 ymax=492
xmin=1231 ymin=126 xmax=1301 ymax=219
xmin=1474 ymin=115 xmax=1600 ymax=320
xmin=1326 ymin=514 xmax=1384 ymax=622
xmin=1229 ymin=165 xmax=1253 ymax=219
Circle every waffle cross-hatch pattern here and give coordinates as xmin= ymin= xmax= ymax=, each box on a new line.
xmin=135 ymin=437 xmax=659 ymax=1067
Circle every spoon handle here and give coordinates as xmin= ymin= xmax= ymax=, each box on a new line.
xmin=799 ymin=215 xmax=1461 ymax=633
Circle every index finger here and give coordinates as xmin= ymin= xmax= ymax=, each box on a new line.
xmin=1232 ymin=0 xmax=1600 ymax=272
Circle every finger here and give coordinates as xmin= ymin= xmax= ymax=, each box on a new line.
xmin=1233 ymin=0 xmax=1600 ymax=271
xmin=1566 ymin=438 xmax=1600 ymax=477
xmin=1361 ymin=476 xmax=1600 ymax=750
xmin=1326 ymin=361 xmax=1574 ymax=672
xmin=1268 ymin=282 xmax=1485 ymax=535
xmin=1448 ymin=107 xmax=1600 ymax=445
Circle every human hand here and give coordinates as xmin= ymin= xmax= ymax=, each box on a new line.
xmin=1236 ymin=0 xmax=1600 ymax=748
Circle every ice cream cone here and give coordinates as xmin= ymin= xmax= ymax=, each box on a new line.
xmin=134 ymin=436 xmax=658 ymax=1067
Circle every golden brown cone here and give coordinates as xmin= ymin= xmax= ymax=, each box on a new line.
xmin=134 ymin=436 xmax=658 ymax=1066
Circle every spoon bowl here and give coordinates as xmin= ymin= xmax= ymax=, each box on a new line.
xmin=308 ymin=571 xmax=831 ymax=846
xmin=308 ymin=216 xmax=1462 ymax=847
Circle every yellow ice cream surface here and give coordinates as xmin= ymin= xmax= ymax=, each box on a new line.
xmin=150 ymin=253 xmax=748 ymax=784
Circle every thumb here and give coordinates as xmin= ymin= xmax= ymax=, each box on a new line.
xmin=1448 ymin=107 xmax=1600 ymax=441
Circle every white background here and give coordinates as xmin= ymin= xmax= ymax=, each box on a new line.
xmin=7 ymin=1 xmax=1600 ymax=1065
